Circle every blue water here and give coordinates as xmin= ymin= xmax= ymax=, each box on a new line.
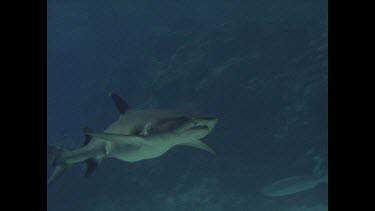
xmin=47 ymin=0 xmax=328 ymax=210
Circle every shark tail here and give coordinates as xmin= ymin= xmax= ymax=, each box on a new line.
xmin=47 ymin=144 xmax=71 ymax=185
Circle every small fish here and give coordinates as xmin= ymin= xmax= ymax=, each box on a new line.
xmin=261 ymin=174 xmax=328 ymax=197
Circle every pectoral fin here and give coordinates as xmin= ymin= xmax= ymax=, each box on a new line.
xmin=180 ymin=140 xmax=216 ymax=155
xmin=85 ymin=159 xmax=101 ymax=177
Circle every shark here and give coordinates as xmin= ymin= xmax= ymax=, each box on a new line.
xmin=261 ymin=174 xmax=328 ymax=197
xmin=47 ymin=93 xmax=218 ymax=185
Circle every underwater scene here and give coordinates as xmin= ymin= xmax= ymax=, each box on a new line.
xmin=47 ymin=0 xmax=328 ymax=210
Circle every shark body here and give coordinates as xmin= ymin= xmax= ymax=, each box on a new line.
xmin=47 ymin=93 xmax=218 ymax=185
xmin=261 ymin=174 xmax=328 ymax=197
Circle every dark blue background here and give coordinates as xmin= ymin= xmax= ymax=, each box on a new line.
xmin=48 ymin=0 xmax=327 ymax=210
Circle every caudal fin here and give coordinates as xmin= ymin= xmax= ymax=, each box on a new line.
xmin=47 ymin=164 xmax=70 ymax=185
xmin=47 ymin=144 xmax=70 ymax=185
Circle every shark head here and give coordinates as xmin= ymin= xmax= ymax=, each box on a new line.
xmin=147 ymin=116 xmax=218 ymax=145
xmin=179 ymin=125 xmax=210 ymax=140
xmin=174 ymin=117 xmax=218 ymax=139
xmin=192 ymin=117 xmax=219 ymax=133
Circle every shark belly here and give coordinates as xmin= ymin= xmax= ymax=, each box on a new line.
xmin=110 ymin=142 xmax=174 ymax=162
xmin=60 ymin=140 xmax=107 ymax=165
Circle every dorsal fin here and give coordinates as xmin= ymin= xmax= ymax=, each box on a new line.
xmin=85 ymin=158 xmax=100 ymax=177
xmin=109 ymin=92 xmax=130 ymax=115
xmin=82 ymin=128 xmax=94 ymax=146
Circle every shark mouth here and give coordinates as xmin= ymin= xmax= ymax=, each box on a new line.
xmin=191 ymin=118 xmax=218 ymax=132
